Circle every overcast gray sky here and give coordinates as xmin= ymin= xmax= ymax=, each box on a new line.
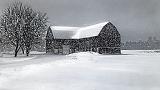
xmin=0 ymin=0 xmax=160 ymax=41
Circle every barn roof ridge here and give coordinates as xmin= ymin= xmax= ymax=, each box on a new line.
xmin=49 ymin=22 xmax=109 ymax=39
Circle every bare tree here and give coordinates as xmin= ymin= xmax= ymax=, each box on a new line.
xmin=0 ymin=2 xmax=48 ymax=57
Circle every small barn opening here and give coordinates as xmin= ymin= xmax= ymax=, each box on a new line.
xmin=62 ymin=45 xmax=70 ymax=55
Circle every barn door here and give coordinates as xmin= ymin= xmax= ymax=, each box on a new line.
xmin=62 ymin=45 xmax=70 ymax=55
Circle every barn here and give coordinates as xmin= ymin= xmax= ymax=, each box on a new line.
xmin=46 ymin=22 xmax=121 ymax=55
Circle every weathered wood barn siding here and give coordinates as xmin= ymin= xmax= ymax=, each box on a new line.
xmin=46 ymin=22 xmax=121 ymax=55
xmin=98 ymin=22 xmax=121 ymax=54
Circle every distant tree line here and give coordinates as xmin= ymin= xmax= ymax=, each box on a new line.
xmin=122 ymin=36 xmax=160 ymax=50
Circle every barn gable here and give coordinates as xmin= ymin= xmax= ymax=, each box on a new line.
xmin=46 ymin=27 xmax=54 ymax=39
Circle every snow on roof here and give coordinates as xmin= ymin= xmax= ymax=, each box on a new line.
xmin=50 ymin=26 xmax=80 ymax=31
xmin=50 ymin=26 xmax=79 ymax=39
xmin=72 ymin=22 xmax=108 ymax=39
xmin=50 ymin=22 xmax=109 ymax=39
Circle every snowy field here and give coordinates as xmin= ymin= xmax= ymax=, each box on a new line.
xmin=0 ymin=50 xmax=160 ymax=90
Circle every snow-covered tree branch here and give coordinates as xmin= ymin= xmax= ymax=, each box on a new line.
xmin=0 ymin=1 xmax=48 ymax=57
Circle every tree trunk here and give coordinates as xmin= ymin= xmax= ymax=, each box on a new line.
xmin=21 ymin=46 xmax=25 ymax=54
xmin=14 ymin=40 xmax=21 ymax=57
xmin=14 ymin=44 xmax=19 ymax=57
xmin=14 ymin=50 xmax=18 ymax=57
xmin=26 ymin=49 xmax=29 ymax=56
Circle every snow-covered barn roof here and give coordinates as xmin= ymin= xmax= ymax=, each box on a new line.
xmin=50 ymin=22 xmax=109 ymax=39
